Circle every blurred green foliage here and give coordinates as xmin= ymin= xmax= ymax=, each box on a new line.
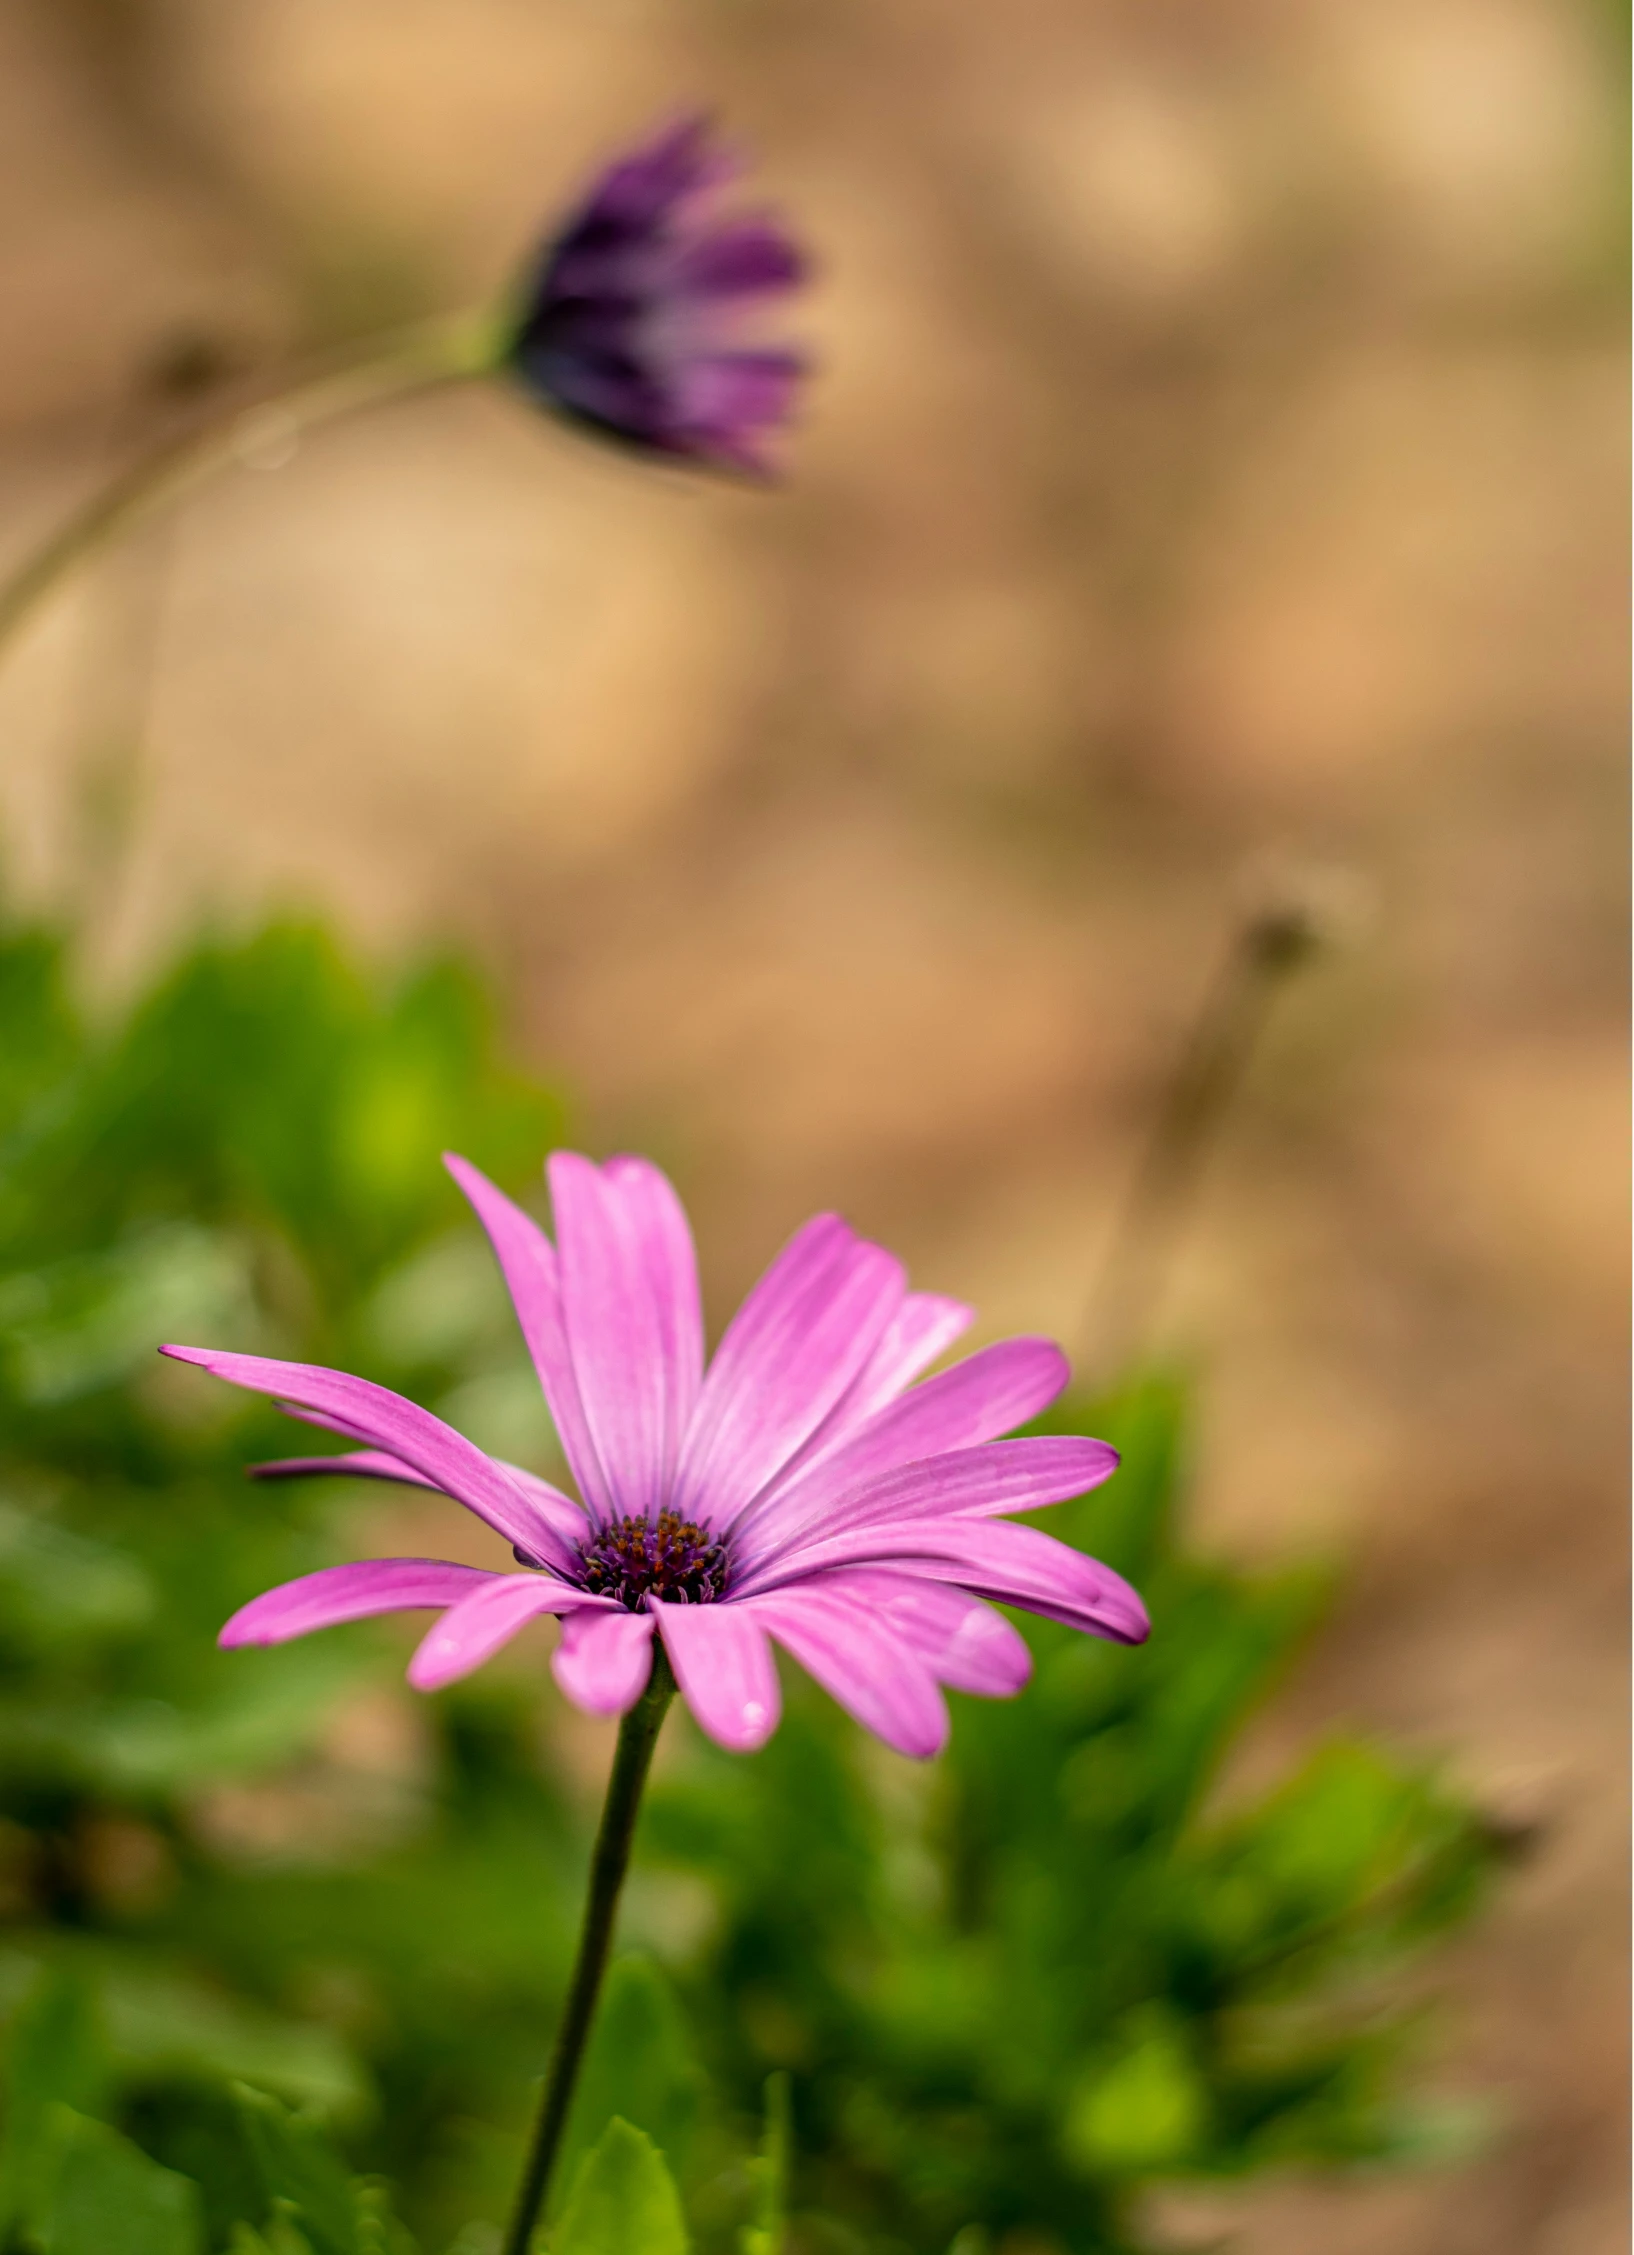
xmin=0 ymin=913 xmax=1500 ymax=2251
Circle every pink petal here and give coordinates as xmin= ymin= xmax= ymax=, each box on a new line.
xmin=810 ymin=1568 xmax=1032 ymax=1696
xmin=675 ymin=1216 xmax=904 ymax=1530
xmin=444 ymin=1154 xmax=614 ymax=1523
xmin=650 ymin=1598 xmax=781 ymax=1752
xmin=220 ymin=1558 xmax=498 ymax=1646
xmin=552 ymin=1608 xmax=655 ymax=1715
xmin=741 ymin=1584 xmax=948 ymax=1758
xmin=548 ymin=1153 xmax=702 ymax=1523
xmin=746 ymin=1292 xmax=974 ymax=1503
xmin=253 ymin=1427 xmax=588 ymax=1551
xmin=602 ymin=1156 xmax=704 ymax=1429
xmin=752 ymin=1436 xmax=1119 ymax=1572
xmin=736 ymin=1339 xmax=1071 ymax=1565
xmin=407 ymin=1575 xmax=599 ymax=1691
xmin=813 ymin=1291 xmax=975 ymax=1436
xmin=250 ymin=1446 xmax=445 ymax=1491
xmin=161 ymin=1346 xmax=579 ymax=1574
xmin=739 ymin=1514 xmax=1149 ymax=1645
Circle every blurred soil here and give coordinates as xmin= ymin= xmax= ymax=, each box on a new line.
xmin=0 ymin=1 xmax=1626 ymax=2248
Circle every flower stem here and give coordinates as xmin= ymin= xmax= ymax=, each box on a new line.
xmin=1084 ymin=878 xmax=1343 ymax=1379
xmin=0 ymin=308 xmax=500 ymax=670
xmin=502 ymin=1651 xmax=677 ymax=2255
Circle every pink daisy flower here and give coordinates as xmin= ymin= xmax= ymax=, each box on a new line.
xmin=164 ymin=1153 xmax=1146 ymax=1760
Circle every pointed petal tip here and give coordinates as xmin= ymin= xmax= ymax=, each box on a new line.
xmin=1110 ymin=1596 xmax=1151 ymax=1646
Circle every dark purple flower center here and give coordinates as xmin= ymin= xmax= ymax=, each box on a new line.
xmin=578 ymin=1510 xmax=730 ymax=1608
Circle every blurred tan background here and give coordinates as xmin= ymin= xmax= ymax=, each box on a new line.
xmin=0 ymin=1 xmax=1626 ymax=2248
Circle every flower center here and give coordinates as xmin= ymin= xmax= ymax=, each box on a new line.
xmin=578 ymin=1509 xmax=730 ymax=1608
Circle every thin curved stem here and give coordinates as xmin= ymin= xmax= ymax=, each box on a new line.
xmin=502 ymin=1652 xmax=677 ymax=2255
xmin=1083 ymin=886 xmax=1337 ymax=1380
xmin=0 ymin=309 xmax=499 ymax=669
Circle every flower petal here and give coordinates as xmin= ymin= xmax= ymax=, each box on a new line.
xmin=808 ymin=1568 xmax=1032 ymax=1696
xmin=577 ymin=114 xmax=730 ymax=232
xmin=444 ymin=1154 xmax=612 ymax=1523
xmin=749 ymin=1292 xmax=974 ymax=1502
xmin=736 ymin=1339 xmax=1071 ymax=1565
xmin=552 ymin=1609 xmax=655 ymax=1716
xmin=752 ymin=1435 xmax=1119 ymax=1575
xmin=250 ymin=1446 xmax=444 ymax=1491
xmin=671 ymin=221 xmax=807 ymax=300
xmin=739 ymin=1515 xmax=1149 ymax=1646
xmin=741 ymin=1584 xmax=948 ymax=1758
xmin=220 ymin=1559 xmax=498 ymax=1647
xmin=547 ymin=1152 xmax=702 ymax=1524
xmin=677 ymin=1216 xmax=904 ymax=1530
xmin=650 ymin=1598 xmax=781 ymax=1752
xmin=160 ymin=1345 xmax=579 ymax=1575
xmin=249 ymin=1440 xmax=587 ymax=1558
xmin=407 ymin=1575 xmax=598 ymax=1692
xmin=602 ymin=1155 xmax=704 ymax=1484
xmin=819 ymin=1291 xmax=976 ymax=1432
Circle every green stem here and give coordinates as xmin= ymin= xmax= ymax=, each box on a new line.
xmin=502 ymin=1652 xmax=677 ymax=2255
xmin=1084 ymin=887 xmax=1335 ymax=1380
xmin=0 ymin=308 xmax=500 ymax=668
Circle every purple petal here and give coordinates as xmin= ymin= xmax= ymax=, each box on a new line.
xmin=676 ymin=1216 xmax=904 ymax=1531
xmin=739 ymin=1515 xmax=1149 ymax=1646
xmin=672 ymin=350 xmax=805 ymax=462
xmin=741 ymin=1584 xmax=948 ymax=1758
xmin=671 ymin=221 xmax=806 ymax=299
xmin=736 ymin=1339 xmax=1071 ymax=1565
xmin=810 ymin=1568 xmax=1032 ymax=1696
xmin=552 ymin=1608 xmax=655 ymax=1715
xmin=220 ymin=1558 xmax=498 ymax=1647
xmin=576 ymin=114 xmax=731 ymax=233
xmin=650 ymin=1598 xmax=781 ymax=1752
xmin=444 ymin=1154 xmax=613 ymax=1523
xmin=160 ymin=1346 xmax=579 ymax=1575
xmin=407 ymin=1575 xmax=598 ymax=1691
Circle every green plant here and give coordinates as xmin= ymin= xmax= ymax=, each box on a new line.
xmin=0 ymin=912 xmax=1499 ymax=2252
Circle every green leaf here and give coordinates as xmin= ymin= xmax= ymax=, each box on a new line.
xmin=0 ymin=1970 xmax=110 ymax=2234
xmin=226 ymin=2223 xmax=314 ymax=2255
xmin=35 ymin=2106 xmax=203 ymax=2255
xmin=554 ymin=2119 xmax=689 ymax=2255
xmin=226 ymin=2222 xmax=314 ymax=2255
xmin=1063 ymin=2009 xmax=1211 ymax=2174
xmin=739 ymin=2074 xmax=791 ymax=2255
xmin=233 ymin=2084 xmax=358 ymax=2255
xmin=555 ymin=1957 xmax=702 ymax=2213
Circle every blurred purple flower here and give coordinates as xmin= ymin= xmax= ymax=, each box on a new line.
xmin=505 ymin=115 xmax=810 ymax=476
xmin=167 ymin=1153 xmax=1146 ymax=1759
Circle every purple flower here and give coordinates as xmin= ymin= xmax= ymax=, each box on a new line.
xmin=165 ymin=1153 xmax=1146 ymax=1759
xmin=505 ymin=116 xmax=809 ymax=476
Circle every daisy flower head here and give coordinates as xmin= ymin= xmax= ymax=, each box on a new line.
xmin=504 ymin=115 xmax=810 ymax=477
xmin=167 ymin=1153 xmax=1147 ymax=1760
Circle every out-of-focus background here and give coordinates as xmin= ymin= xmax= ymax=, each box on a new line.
xmin=0 ymin=1 xmax=1624 ymax=2249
